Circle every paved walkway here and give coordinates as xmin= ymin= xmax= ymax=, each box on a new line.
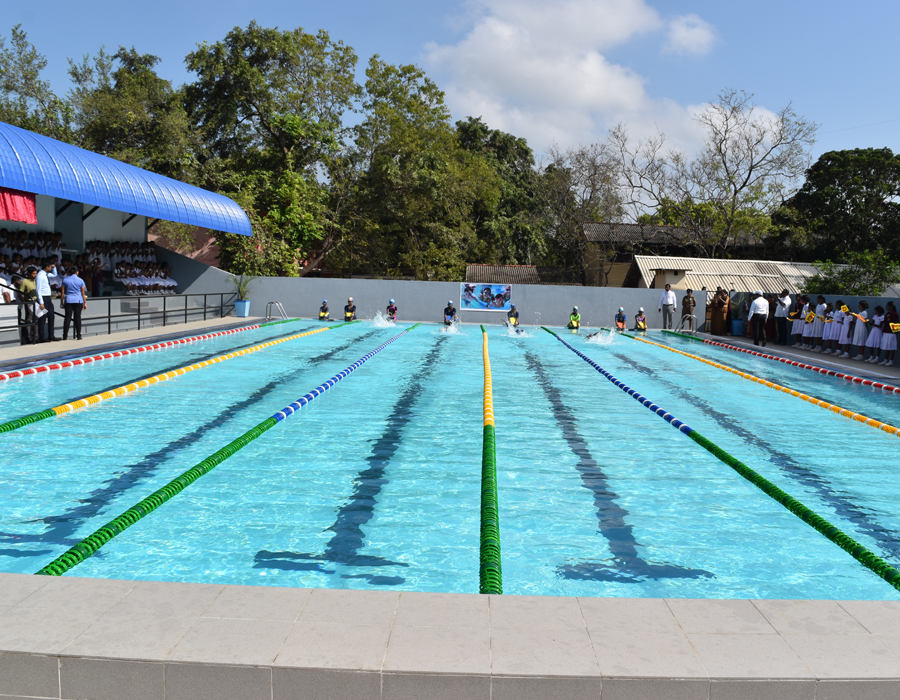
xmin=0 ymin=573 xmax=897 ymax=700
xmin=0 ymin=317 xmax=266 ymax=370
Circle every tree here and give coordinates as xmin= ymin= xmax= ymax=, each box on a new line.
xmin=775 ymin=148 xmax=900 ymax=261
xmin=535 ymin=143 xmax=622 ymax=285
xmin=185 ymin=22 xmax=360 ymax=274
xmin=336 ymin=58 xmax=497 ymax=280
xmin=68 ymin=47 xmax=195 ymax=180
xmin=0 ymin=25 xmax=72 ymax=140
xmin=611 ymin=89 xmax=817 ymax=257
xmin=801 ymin=250 xmax=900 ymax=296
xmin=456 ymin=117 xmax=544 ymax=265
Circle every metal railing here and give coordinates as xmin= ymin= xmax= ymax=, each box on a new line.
xmin=0 ymin=291 xmax=236 ymax=345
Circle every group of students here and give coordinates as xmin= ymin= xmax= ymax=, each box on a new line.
xmin=317 ymin=297 xmax=461 ymax=325
xmin=787 ymin=295 xmax=899 ymax=365
xmin=0 ymin=229 xmax=65 ymax=261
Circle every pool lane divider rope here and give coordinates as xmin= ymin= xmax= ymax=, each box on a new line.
xmin=0 ymin=317 xmax=303 ymax=383
xmin=35 ymin=323 xmax=420 ymax=576
xmin=540 ymin=327 xmax=900 ymax=592
xmin=0 ymin=321 xmax=358 ymax=436
xmin=619 ymin=331 xmax=900 ymax=438
xmin=479 ymin=325 xmax=502 ymax=594
xmin=662 ymin=330 xmax=900 ymax=395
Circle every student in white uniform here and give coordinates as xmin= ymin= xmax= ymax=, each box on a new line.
xmin=865 ymin=306 xmax=885 ymax=363
xmin=849 ymin=301 xmax=869 ymax=360
xmin=810 ymin=296 xmax=827 ymax=352
xmin=801 ymin=299 xmax=816 ymax=349
xmin=791 ymin=296 xmax=807 ymax=347
xmin=878 ymin=301 xmax=899 ymax=366
xmin=835 ymin=303 xmax=853 ymax=358
xmin=822 ymin=303 xmax=837 ymax=354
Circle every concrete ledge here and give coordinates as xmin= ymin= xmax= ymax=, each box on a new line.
xmin=1 ymin=574 xmax=898 ymax=699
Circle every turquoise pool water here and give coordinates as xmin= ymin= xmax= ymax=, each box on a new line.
xmin=1 ymin=321 xmax=899 ymax=599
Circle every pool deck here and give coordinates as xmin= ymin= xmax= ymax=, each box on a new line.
xmin=0 ymin=573 xmax=898 ymax=700
xmin=0 ymin=316 xmax=267 ymax=370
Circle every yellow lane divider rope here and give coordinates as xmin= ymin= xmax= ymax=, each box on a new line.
xmin=622 ymin=332 xmax=900 ymax=438
xmin=0 ymin=322 xmax=358 ymax=436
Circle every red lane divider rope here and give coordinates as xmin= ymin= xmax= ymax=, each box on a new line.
xmin=0 ymin=323 xmax=265 ymax=382
xmin=663 ymin=331 xmax=900 ymax=395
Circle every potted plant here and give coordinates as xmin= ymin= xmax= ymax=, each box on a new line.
xmin=229 ymin=274 xmax=256 ymax=317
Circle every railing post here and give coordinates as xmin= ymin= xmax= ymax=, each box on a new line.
xmin=137 ymin=298 xmax=141 ymax=331
xmin=107 ymin=299 xmax=111 ymax=335
xmin=163 ymin=295 xmax=167 ymax=327
xmin=184 ymin=295 xmax=188 ymax=325
xmin=203 ymin=294 xmax=207 ymax=321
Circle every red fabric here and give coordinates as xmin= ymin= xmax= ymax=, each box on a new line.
xmin=0 ymin=187 xmax=37 ymax=224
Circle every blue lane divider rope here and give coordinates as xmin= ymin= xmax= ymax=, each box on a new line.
xmin=272 ymin=323 xmax=421 ymax=423
xmin=540 ymin=326 xmax=900 ymax=592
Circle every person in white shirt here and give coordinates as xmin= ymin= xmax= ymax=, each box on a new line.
xmin=749 ymin=290 xmax=770 ymax=347
xmin=658 ymin=284 xmax=677 ymax=329
xmin=774 ymin=289 xmax=791 ymax=345
xmin=35 ymin=259 xmax=60 ymax=342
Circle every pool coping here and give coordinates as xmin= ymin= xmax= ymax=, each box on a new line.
xmin=1 ymin=573 xmax=898 ymax=700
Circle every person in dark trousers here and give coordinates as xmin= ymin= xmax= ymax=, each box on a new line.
xmin=443 ymin=300 xmax=457 ymax=325
xmin=344 ymin=297 xmax=356 ymax=321
xmin=774 ymin=289 xmax=791 ymax=345
xmin=749 ymin=290 xmax=769 ymax=347
xmin=36 ymin=259 xmax=59 ymax=342
xmin=17 ymin=266 xmax=39 ymax=345
xmin=61 ymin=265 xmax=88 ymax=340
xmin=681 ymin=289 xmax=696 ymax=331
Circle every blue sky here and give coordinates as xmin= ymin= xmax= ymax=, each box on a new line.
xmin=5 ymin=0 xmax=898 ymax=158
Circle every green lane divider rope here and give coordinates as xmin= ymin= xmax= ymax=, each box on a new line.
xmin=541 ymin=326 xmax=900 ymax=592
xmin=661 ymin=329 xmax=705 ymax=342
xmin=479 ymin=325 xmax=502 ymax=594
xmin=35 ymin=323 xmax=418 ymax=577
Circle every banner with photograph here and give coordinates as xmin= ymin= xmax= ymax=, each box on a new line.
xmin=461 ymin=283 xmax=512 ymax=311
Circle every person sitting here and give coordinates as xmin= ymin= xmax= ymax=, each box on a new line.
xmin=567 ymin=306 xmax=580 ymax=330
xmin=443 ymin=300 xmax=457 ymax=325
xmin=344 ymin=297 xmax=356 ymax=321
xmin=634 ymin=308 xmax=647 ymax=331
xmin=614 ymin=307 xmax=627 ymax=330
xmin=318 ymin=299 xmax=329 ymax=321
xmin=507 ymin=303 xmax=520 ymax=332
xmin=386 ymin=299 xmax=397 ymax=321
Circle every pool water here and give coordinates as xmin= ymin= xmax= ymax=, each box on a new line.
xmin=2 ymin=321 xmax=899 ymax=600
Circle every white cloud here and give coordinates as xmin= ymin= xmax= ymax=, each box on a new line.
xmin=425 ymin=0 xmax=716 ymax=154
xmin=665 ymin=14 xmax=717 ymax=55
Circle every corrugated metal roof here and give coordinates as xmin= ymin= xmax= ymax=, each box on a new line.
xmin=465 ymin=264 xmax=581 ymax=286
xmin=633 ymin=255 xmax=900 ymax=296
xmin=0 ymin=120 xmax=252 ymax=236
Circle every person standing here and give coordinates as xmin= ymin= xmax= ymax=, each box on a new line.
xmin=774 ymin=289 xmax=791 ymax=345
xmin=61 ymin=265 xmax=88 ymax=340
xmin=35 ymin=259 xmax=59 ymax=342
xmin=711 ymin=288 xmax=729 ymax=335
xmin=681 ymin=289 xmax=697 ymax=331
xmin=17 ymin=266 xmax=39 ymax=345
xmin=658 ymin=284 xmax=676 ymax=329
xmin=749 ymin=290 xmax=769 ymax=347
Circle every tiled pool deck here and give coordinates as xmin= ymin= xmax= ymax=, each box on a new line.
xmin=1 ymin=574 xmax=898 ymax=699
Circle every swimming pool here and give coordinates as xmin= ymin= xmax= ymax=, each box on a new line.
xmin=2 ymin=320 xmax=899 ymax=600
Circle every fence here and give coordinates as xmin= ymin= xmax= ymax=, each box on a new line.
xmin=0 ymin=293 xmax=236 ymax=346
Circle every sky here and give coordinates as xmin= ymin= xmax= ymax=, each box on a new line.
xmin=4 ymin=0 xmax=899 ymax=159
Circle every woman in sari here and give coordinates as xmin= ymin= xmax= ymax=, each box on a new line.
xmin=711 ymin=287 xmax=729 ymax=335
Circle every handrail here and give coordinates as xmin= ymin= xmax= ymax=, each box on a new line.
xmin=479 ymin=325 xmax=502 ymax=594
xmin=541 ymin=326 xmax=900 ymax=593
xmin=36 ymin=323 xmax=420 ymax=576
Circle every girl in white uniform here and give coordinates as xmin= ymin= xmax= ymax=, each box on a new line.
xmin=822 ymin=304 xmax=837 ymax=353
xmin=810 ymin=296 xmax=827 ymax=352
xmin=791 ymin=296 xmax=808 ymax=347
xmin=865 ymin=306 xmax=885 ymax=363
xmin=850 ymin=301 xmax=869 ymax=360
xmin=878 ymin=301 xmax=899 ymax=366
xmin=835 ymin=302 xmax=852 ymax=357
xmin=801 ymin=301 xmax=815 ymax=349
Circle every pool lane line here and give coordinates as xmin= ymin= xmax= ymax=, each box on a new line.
xmin=662 ymin=330 xmax=900 ymax=394
xmin=0 ymin=317 xmax=303 ymax=382
xmin=541 ymin=327 xmax=900 ymax=592
xmin=0 ymin=321 xmax=358 ymax=436
xmin=2 ymin=331 xmax=385 ymax=551
xmin=35 ymin=323 xmax=420 ymax=576
xmin=618 ymin=331 xmax=900 ymax=438
xmin=479 ymin=325 xmax=502 ymax=595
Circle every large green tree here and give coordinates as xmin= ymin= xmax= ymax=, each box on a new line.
xmin=0 ymin=25 xmax=72 ymax=140
xmin=775 ymin=148 xmax=900 ymax=261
